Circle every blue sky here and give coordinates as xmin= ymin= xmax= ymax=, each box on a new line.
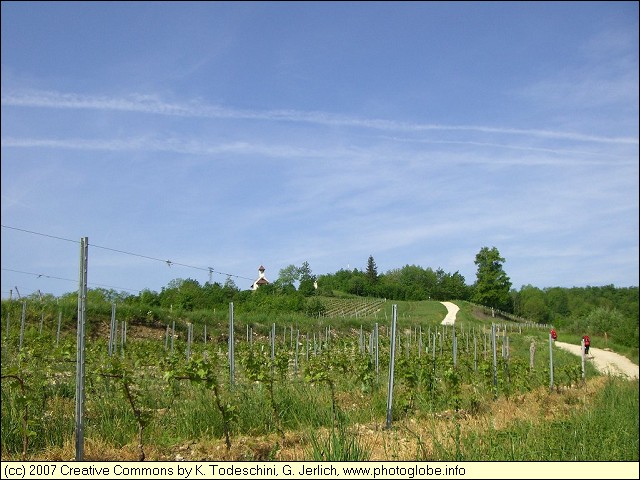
xmin=1 ymin=2 xmax=638 ymax=299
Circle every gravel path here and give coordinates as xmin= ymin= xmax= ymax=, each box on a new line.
xmin=439 ymin=302 xmax=638 ymax=380
xmin=440 ymin=301 xmax=459 ymax=325
xmin=554 ymin=341 xmax=639 ymax=379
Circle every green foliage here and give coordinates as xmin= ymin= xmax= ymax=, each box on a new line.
xmin=472 ymin=246 xmax=513 ymax=311
xmin=430 ymin=378 xmax=639 ymax=461
xmin=317 ymin=263 xmax=470 ymax=301
xmin=1 ymin=278 xmax=638 ymax=461
xmin=239 ymin=345 xmax=288 ymax=438
xmin=366 ymin=255 xmax=378 ymax=284
xmin=509 ymin=285 xmax=639 ymax=353
xmin=275 ymin=262 xmax=316 ymax=295
xmin=308 ymin=423 xmax=370 ymax=461
xmin=304 ymin=298 xmax=326 ymax=317
xmin=516 ymin=285 xmax=550 ymax=324
xmin=167 ymin=353 xmax=236 ymax=450
xmin=277 ymin=264 xmax=301 ymax=289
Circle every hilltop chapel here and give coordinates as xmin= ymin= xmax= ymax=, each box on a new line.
xmin=251 ymin=265 xmax=270 ymax=290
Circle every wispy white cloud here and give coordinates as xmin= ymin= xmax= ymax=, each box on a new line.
xmin=2 ymin=89 xmax=637 ymax=145
xmin=2 ymin=133 xmax=635 ymax=169
xmin=0 ymin=136 xmax=335 ymax=159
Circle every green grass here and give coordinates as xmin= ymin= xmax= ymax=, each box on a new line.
xmin=307 ymin=423 xmax=371 ymax=461
xmin=429 ymin=377 xmax=639 ymax=461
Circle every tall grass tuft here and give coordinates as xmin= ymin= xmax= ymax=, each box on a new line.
xmin=307 ymin=424 xmax=370 ymax=461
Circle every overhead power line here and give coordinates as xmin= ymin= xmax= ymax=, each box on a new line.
xmin=1 ymin=224 xmax=253 ymax=281
xmin=1 ymin=268 xmax=140 ymax=293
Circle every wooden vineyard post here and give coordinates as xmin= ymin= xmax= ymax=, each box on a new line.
xmin=529 ymin=340 xmax=535 ymax=372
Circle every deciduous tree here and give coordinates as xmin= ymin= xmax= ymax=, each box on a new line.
xmin=472 ymin=246 xmax=512 ymax=312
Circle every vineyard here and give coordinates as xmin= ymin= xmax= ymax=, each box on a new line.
xmin=1 ymin=298 xmax=638 ymax=462
xmin=320 ymin=296 xmax=386 ymax=319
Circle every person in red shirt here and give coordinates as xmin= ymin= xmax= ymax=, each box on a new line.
xmin=550 ymin=328 xmax=557 ymax=341
xmin=583 ymin=335 xmax=591 ymax=355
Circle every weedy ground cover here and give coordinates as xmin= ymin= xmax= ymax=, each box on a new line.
xmin=1 ymin=299 xmax=635 ymax=461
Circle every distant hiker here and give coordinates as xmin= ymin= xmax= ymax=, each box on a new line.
xmin=583 ymin=335 xmax=591 ymax=355
xmin=550 ymin=328 xmax=557 ymax=341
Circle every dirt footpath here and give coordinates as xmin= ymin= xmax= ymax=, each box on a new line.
xmin=440 ymin=301 xmax=459 ymax=325
xmin=441 ymin=302 xmax=638 ymax=380
xmin=554 ymin=341 xmax=639 ymax=379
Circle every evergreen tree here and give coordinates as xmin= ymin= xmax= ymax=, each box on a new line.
xmin=366 ymin=255 xmax=378 ymax=284
xmin=298 ymin=261 xmax=316 ymax=296
xmin=299 ymin=261 xmax=314 ymax=282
